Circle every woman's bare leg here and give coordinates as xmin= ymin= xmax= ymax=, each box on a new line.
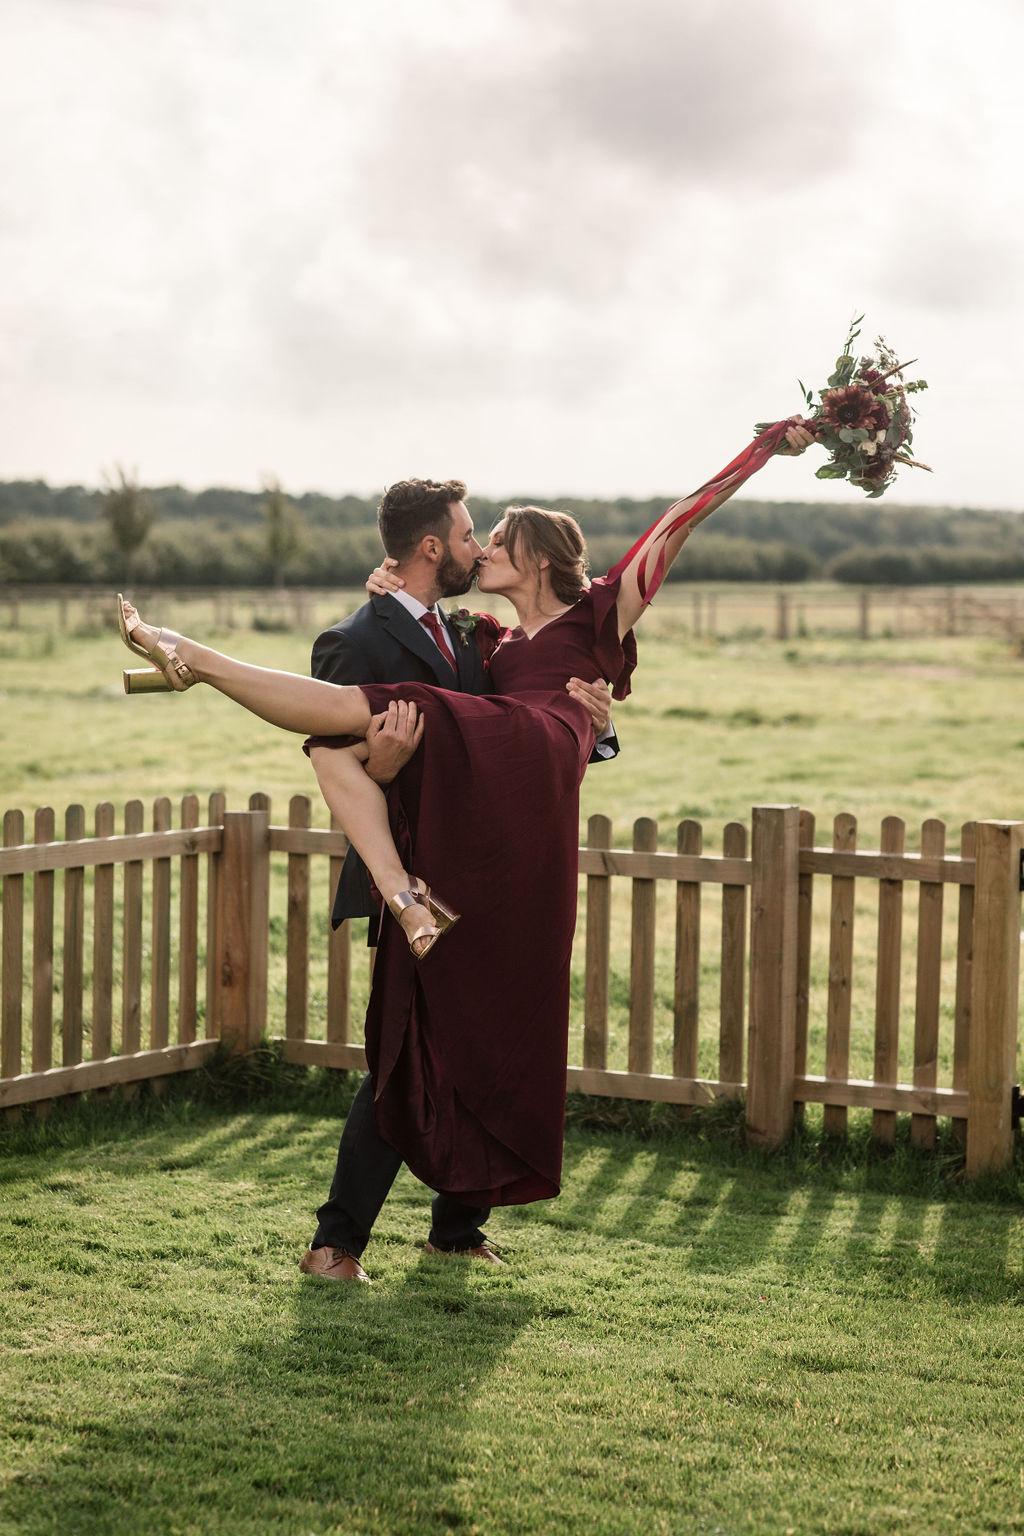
xmin=124 ymin=604 xmax=372 ymax=736
xmin=309 ymin=746 xmax=433 ymax=947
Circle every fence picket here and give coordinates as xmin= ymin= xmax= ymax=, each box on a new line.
xmin=286 ymin=795 xmax=311 ymax=1041
xmin=719 ymin=822 xmax=747 ymax=1087
xmin=583 ymin=815 xmax=611 ymax=1070
xmin=326 ymin=813 xmax=351 ymax=1045
xmin=205 ymin=793 xmax=226 ymax=1039
xmin=122 ymin=800 xmax=144 ymax=1056
xmin=873 ymin=815 xmax=905 ymax=1144
xmin=824 ymin=813 xmax=857 ymax=1137
xmin=92 ymin=803 xmax=115 ymax=1062
xmin=674 ymin=820 xmax=701 ymax=1081
xmin=2 ymin=810 xmax=24 ymax=1088
xmin=178 ymin=795 xmax=200 ymax=1045
xmin=62 ymin=805 xmax=85 ymax=1069
xmin=911 ymin=819 xmax=945 ymax=1149
xmin=628 ymin=818 xmax=658 ymax=1075
xmin=151 ymin=798 xmax=172 ymax=1061
xmin=32 ymin=807 xmax=55 ymax=1083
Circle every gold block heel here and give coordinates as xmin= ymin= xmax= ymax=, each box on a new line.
xmin=116 ymin=594 xmax=197 ymax=692
xmin=388 ymin=879 xmax=460 ymax=959
xmin=123 ymin=666 xmax=173 ymax=694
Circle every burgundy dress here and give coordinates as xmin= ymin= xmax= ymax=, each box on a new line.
xmin=355 ymin=573 xmax=637 ymax=1208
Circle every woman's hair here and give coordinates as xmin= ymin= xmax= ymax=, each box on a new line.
xmin=501 ymin=506 xmax=589 ymax=605
xmin=377 ymin=478 xmax=468 ymax=563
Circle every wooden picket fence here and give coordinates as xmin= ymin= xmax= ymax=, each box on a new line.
xmin=1 ymin=795 xmax=1021 ymax=1175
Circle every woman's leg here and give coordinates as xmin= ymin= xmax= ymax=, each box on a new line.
xmin=125 ymin=605 xmax=373 ymax=736
xmin=309 ymin=745 xmax=428 ymax=924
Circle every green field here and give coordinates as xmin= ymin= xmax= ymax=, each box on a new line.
xmin=3 ymin=583 xmax=1023 ymax=835
xmin=3 ymin=585 xmax=1024 ymax=1090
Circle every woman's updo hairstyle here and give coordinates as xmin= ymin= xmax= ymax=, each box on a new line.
xmin=501 ymin=506 xmax=589 ymax=605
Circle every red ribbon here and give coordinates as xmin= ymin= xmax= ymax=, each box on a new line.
xmin=606 ymin=419 xmax=793 ymax=604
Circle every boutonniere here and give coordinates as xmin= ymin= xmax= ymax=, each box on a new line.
xmin=446 ymin=608 xmax=479 ymax=647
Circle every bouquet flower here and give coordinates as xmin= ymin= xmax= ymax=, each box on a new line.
xmin=757 ymin=318 xmax=930 ymax=498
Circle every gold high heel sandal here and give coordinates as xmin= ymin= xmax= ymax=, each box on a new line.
xmin=117 ymin=594 xmax=198 ymax=694
xmin=387 ymin=878 xmax=460 ymax=960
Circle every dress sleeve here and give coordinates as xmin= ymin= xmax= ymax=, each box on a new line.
xmin=586 ymin=574 xmax=637 ymax=702
xmin=470 ymin=612 xmax=505 ymax=667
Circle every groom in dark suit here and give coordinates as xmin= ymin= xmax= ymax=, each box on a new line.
xmin=300 ymin=477 xmax=614 ymax=1282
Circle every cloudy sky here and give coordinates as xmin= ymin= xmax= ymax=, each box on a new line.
xmin=1 ymin=0 xmax=1021 ymax=509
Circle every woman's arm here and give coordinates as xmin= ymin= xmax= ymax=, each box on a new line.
xmin=614 ymin=422 xmax=814 ymax=636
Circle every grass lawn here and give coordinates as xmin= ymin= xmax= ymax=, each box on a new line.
xmin=2 ymin=1082 xmax=1024 ymax=1536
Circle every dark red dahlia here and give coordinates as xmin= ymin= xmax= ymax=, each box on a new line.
xmin=854 ymin=450 xmax=896 ymax=484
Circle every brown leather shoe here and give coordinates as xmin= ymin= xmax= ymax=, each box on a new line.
xmin=299 ymin=1245 xmax=370 ymax=1282
xmin=423 ymin=1241 xmax=504 ymax=1266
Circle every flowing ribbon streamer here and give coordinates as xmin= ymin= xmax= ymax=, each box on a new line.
xmin=606 ymin=419 xmax=794 ymax=604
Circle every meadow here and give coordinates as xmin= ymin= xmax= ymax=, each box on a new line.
xmin=3 ymin=584 xmax=1023 ymax=1088
xmin=3 ymin=587 xmax=1024 ymax=1536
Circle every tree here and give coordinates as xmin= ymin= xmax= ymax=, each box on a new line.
xmin=101 ymin=465 xmax=154 ymax=586
xmin=261 ymin=476 xmax=305 ymax=586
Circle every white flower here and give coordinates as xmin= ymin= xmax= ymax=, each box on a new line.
xmin=862 ymin=440 xmax=878 ymax=456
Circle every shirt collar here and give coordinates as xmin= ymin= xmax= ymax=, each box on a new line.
xmin=392 ymin=589 xmax=445 ymax=624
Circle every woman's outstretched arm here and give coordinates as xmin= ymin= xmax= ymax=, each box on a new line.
xmin=613 ymin=422 xmax=814 ymax=636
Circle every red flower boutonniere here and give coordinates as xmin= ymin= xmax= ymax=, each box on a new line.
xmin=447 ymin=608 xmax=480 ymax=647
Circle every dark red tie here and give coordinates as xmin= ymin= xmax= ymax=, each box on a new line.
xmin=419 ymin=611 xmax=456 ymax=671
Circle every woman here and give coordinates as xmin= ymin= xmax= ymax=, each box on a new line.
xmin=118 ymin=419 xmax=814 ymax=1208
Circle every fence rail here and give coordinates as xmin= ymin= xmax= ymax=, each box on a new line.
xmin=1 ymin=796 xmax=1020 ymax=1174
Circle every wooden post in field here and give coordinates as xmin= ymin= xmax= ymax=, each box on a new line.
xmin=858 ymin=591 xmax=870 ymax=640
xmin=746 ymin=805 xmax=800 ymax=1148
xmin=213 ymin=810 xmax=270 ymax=1054
xmin=776 ymin=592 xmax=790 ymax=641
xmin=966 ymin=820 xmax=1024 ymax=1176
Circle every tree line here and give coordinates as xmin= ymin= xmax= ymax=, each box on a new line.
xmin=0 ymin=475 xmax=1021 ymax=587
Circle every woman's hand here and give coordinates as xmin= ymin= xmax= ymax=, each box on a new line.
xmin=778 ymin=421 xmax=817 ymax=455
xmin=366 ymin=558 xmax=405 ymax=596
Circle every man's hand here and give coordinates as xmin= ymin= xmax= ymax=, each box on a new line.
xmin=565 ymin=676 xmax=612 ymax=735
xmin=364 ymin=700 xmax=424 ymax=786
xmin=366 ymin=557 xmax=405 ymax=596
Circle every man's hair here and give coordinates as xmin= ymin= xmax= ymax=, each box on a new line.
xmin=377 ymin=478 xmax=468 ymax=563
xmin=502 ymin=506 xmax=589 ymax=605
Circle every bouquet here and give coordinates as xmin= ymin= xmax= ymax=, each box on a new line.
xmin=757 ymin=318 xmax=930 ymax=498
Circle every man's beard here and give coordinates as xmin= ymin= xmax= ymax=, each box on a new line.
xmin=436 ymin=549 xmax=477 ymax=598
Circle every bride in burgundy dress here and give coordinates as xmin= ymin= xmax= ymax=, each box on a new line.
xmin=117 ymin=421 xmax=812 ymax=1211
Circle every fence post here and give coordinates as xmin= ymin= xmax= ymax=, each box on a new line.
xmin=746 ymin=805 xmax=800 ymax=1149
xmin=212 ymin=810 xmax=270 ymax=1054
xmin=966 ymin=819 xmax=1024 ymax=1177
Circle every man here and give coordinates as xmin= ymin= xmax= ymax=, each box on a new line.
xmin=299 ymin=477 xmax=615 ymax=1282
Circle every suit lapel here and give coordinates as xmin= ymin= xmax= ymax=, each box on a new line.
xmin=373 ymin=593 xmax=460 ymax=688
